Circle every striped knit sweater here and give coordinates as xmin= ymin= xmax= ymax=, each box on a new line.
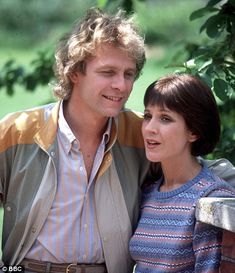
xmin=129 ymin=165 xmax=235 ymax=273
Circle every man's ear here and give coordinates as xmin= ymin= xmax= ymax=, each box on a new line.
xmin=69 ymin=72 xmax=79 ymax=84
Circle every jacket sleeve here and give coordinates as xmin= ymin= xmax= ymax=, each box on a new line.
xmin=199 ymin=158 xmax=235 ymax=187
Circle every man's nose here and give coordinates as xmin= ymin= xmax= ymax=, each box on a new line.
xmin=111 ymin=74 xmax=127 ymax=92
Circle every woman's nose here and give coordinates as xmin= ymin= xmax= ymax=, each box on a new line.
xmin=144 ymin=119 xmax=159 ymax=134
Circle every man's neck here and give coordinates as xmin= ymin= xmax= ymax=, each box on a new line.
xmin=62 ymin=100 xmax=110 ymax=179
xmin=63 ymin=100 xmax=109 ymax=142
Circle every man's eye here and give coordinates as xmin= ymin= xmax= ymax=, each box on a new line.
xmin=101 ymin=71 xmax=113 ymax=75
xmin=125 ymin=72 xmax=135 ymax=79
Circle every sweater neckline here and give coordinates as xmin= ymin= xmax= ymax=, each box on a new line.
xmin=153 ymin=164 xmax=208 ymax=198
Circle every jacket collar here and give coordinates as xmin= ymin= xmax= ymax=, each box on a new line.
xmin=34 ymin=101 xmax=61 ymax=150
xmin=34 ymin=100 xmax=118 ymax=153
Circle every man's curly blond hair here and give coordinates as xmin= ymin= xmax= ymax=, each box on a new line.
xmin=53 ymin=8 xmax=146 ymax=100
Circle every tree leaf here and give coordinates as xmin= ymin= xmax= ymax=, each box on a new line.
xmin=228 ymin=66 xmax=235 ymax=75
xmin=213 ymin=78 xmax=232 ymax=100
xmin=229 ymin=0 xmax=235 ymax=8
xmin=184 ymin=59 xmax=197 ymax=69
xmin=198 ymin=72 xmax=213 ymax=87
xmin=6 ymin=83 xmax=14 ymax=96
xmin=206 ymin=0 xmax=223 ymax=6
xmin=200 ymin=15 xmax=226 ymax=38
xmin=190 ymin=7 xmax=218 ymax=21
xmin=198 ymin=59 xmax=213 ymax=72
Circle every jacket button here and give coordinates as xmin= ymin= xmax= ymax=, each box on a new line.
xmin=6 ymin=206 xmax=11 ymax=212
xmin=32 ymin=227 xmax=37 ymax=233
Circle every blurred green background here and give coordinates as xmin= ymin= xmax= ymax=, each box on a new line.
xmin=0 ymin=0 xmax=208 ymax=117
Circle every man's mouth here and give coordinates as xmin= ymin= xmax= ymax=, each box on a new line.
xmin=103 ymin=95 xmax=124 ymax=102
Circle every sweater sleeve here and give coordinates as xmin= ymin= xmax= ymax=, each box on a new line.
xmin=193 ymin=220 xmax=222 ymax=273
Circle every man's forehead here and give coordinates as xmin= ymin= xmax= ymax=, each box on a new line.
xmin=92 ymin=44 xmax=136 ymax=68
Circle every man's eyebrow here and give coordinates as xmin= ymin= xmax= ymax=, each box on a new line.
xmin=98 ymin=65 xmax=135 ymax=69
xmin=95 ymin=65 xmax=115 ymax=70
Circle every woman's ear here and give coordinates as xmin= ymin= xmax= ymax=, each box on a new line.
xmin=188 ymin=132 xmax=199 ymax=143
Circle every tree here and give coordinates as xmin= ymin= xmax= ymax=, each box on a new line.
xmin=0 ymin=51 xmax=54 ymax=96
xmin=175 ymin=0 xmax=235 ymax=101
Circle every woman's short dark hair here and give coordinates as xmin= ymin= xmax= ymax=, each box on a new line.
xmin=143 ymin=73 xmax=221 ymax=156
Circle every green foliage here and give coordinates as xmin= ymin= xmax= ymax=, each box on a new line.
xmin=0 ymin=0 xmax=97 ymax=48
xmin=169 ymin=0 xmax=235 ymax=163
xmin=0 ymin=0 xmax=96 ymax=95
xmin=98 ymin=0 xmax=145 ymax=14
xmin=0 ymin=51 xmax=54 ymax=95
xmin=0 ymin=61 xmax=24 ymax=96
xmin=207 ymin=99 xmax=235 ymax=164
xmin=134 ymin=0 xmax=207 ymax=45
xmin=173 ymin=0 xmax=235 ymax=101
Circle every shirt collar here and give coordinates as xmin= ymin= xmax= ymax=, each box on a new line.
xmin=103 ymin=118 xmax=112 ymax=145
xmin=58 ymin=101 xmax=113 ymax=154
xmin=58 ymin=101 xmax=76 ymax=154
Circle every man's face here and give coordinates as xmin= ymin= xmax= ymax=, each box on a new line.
xmin=70 ymin=44 xmax=137 ymax=119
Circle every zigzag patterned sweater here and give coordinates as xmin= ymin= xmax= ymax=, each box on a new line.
xmin=129 ymin=165 xmax=235 ymax=273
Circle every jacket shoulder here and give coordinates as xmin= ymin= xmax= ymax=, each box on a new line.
xmin=0 ymin=103 xmax=56 ymax=152
xmin=200 ymin=158 xmax=235 ymax=187
xmin=117 ymin=109 xmax=144 ymax=148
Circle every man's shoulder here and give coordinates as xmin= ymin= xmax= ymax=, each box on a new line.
xmin=0 ymin=102 xmax=57 ymax=126
xmin=0 ymin=102 xmax=58 ymax=151
xmin=118 ymin=108 xmax=143 ymax=124
xmin=116 ymin=108 xmax=144 ymax=148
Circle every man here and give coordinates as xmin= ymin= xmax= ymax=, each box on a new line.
xmin=0 ymin=8 xmax=234 ymax=273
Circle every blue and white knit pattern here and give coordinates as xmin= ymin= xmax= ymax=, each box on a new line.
xmin=129 ymin=165 xmax=235 ymax=273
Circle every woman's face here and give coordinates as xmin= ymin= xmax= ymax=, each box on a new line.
xmin=142 ymin=104 xmax=197 ymax=163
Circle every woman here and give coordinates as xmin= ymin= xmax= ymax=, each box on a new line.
xmin=129 ymin=74 xmax=235 ymax=273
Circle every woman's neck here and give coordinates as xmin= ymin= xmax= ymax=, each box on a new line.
xmin=160 ymin=156 xmax=202 ymax=192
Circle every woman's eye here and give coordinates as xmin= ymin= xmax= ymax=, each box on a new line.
xmin=143 ymin=113 xmax=152 ymax=120
xmin=160 ymin=115 xmax=172 ymax=122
